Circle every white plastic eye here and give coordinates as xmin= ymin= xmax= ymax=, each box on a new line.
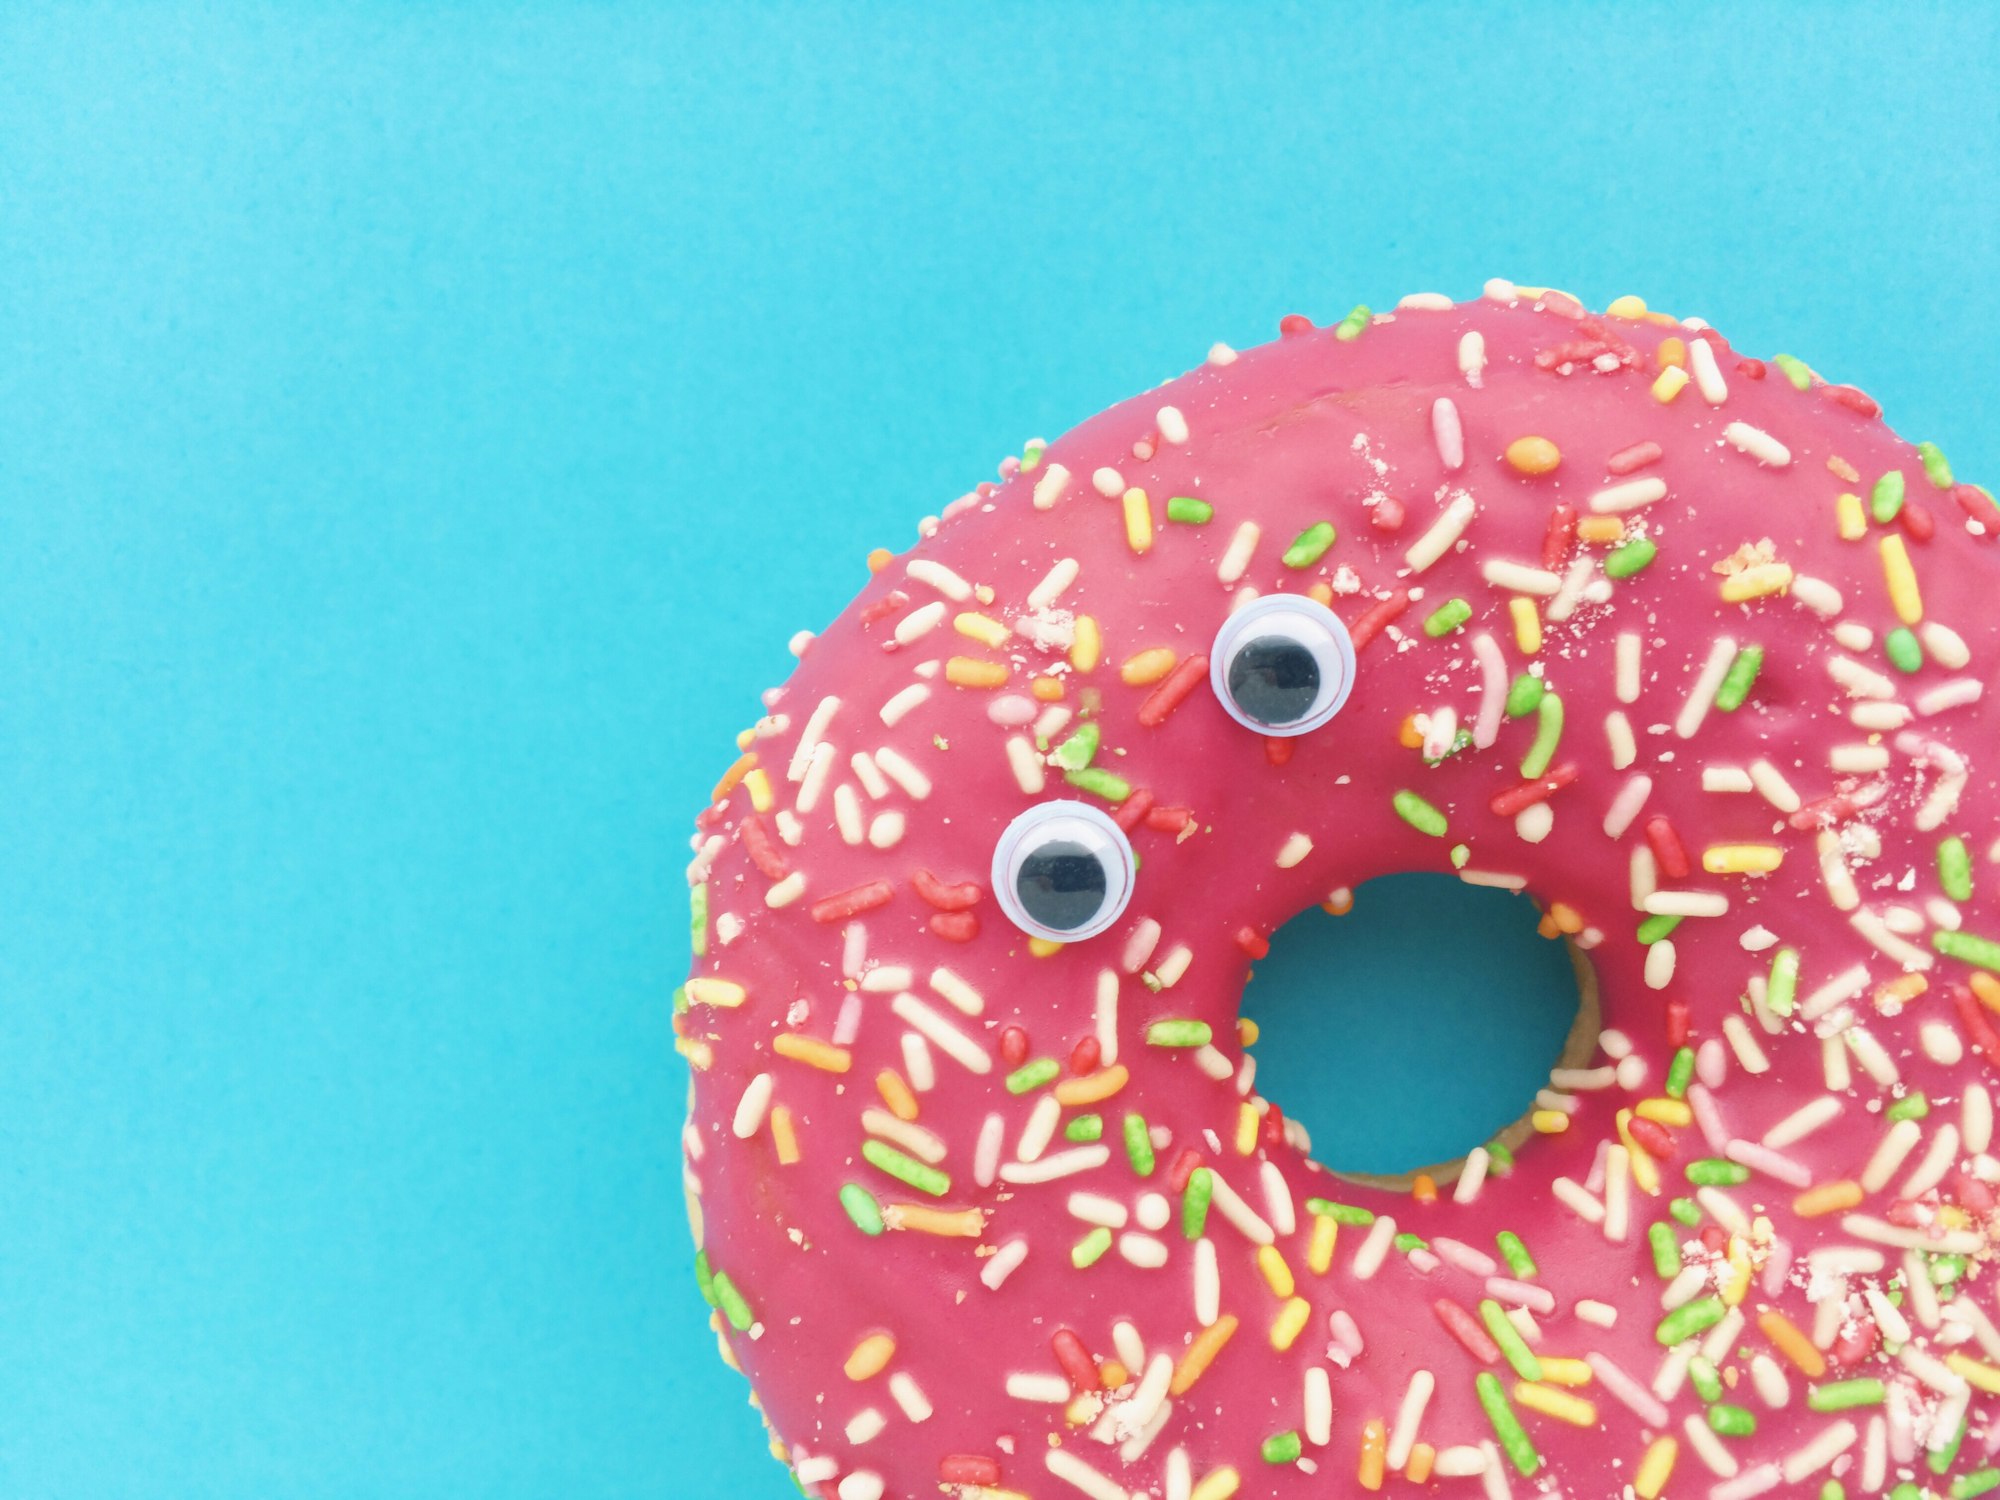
xmin=991 ymin=801 xmax=1136 ymax=943
xmin=1208 ymin=594 xmax=1357 ymax=736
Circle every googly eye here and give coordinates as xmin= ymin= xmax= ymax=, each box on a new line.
xmin=1208 ymin=593 xmax=1357 ymax=737
xmin=991 ymin=801 xmax=1136 ymax=943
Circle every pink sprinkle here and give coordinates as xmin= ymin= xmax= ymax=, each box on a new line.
xmin=1585 ymin=1352 xmax=1669 ymax=1428
xmin=1696 ymin=1037 xmax=1728 ymax=1089
xmin=1687 ymin=1084 xmax=1730 ymax=1153
xmin=1485 ymin=1277 xmax=1556 ymax=1315
xmin=1328 ymin=1310 xmax=1364 ymax=1360
xmin=1606 ymin=440 xmax=1664 ymax=475
xmin=1432 ymin=397 xmax=1465 ymax=472
xmin=1432 ymin=1237 xmax=1498 ymax=1278
xmin=1726 ymin=1138 xmax=1812 ymax=1188
xmin=1760 ymin=1236 xmax=1794 ymax=1297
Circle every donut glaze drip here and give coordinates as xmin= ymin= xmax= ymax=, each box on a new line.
xmin=680 ymin=285 xmax=2000 ymax=1500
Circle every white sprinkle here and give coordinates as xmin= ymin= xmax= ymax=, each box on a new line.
xmin=1399 ymin=291 xmax=1453 ymax=310
xmin=1764 ymin=1096 xmax=1842 ymax=1150
xmin=1031 ymin=462 xmax=1071 ymax=511
xmin=1206 ymin=1171 xmax=1275 ymax=1245
xmin=1748 ymin=759 xmax=1802 ymax=813
xmin=1676 ymin=637 xmax=1738 ymax=739
xmin=1602 ymin=775 xmax=1653 ymax=838
xmin=788 ymin=695 xmax=842 ymax=782
xmin=900 ymin=1031 xmax=936 ymax=1091
xmin=1815 ymin=831 xmax=1860 ymax=912
xmin=1514 ymin=803 xmax=1553 ymax=843
xmin=1351 ymin=1214 xmax=1398 ymax=1278
xmin=1902 ymin=1123 xmax=1960 ymax=1198
xmin=1405 ymin=494 xmax=1477 ymax=573
xmin=972 ymin=1112 xmax=1005 ymax=1188
xmin=1458 ymin=330 xmax=1486 ymax=387
xmin=1453 ymin=1147 xmax=1490 ymax=1204
xmin=1156 ymin=406 xmax=1189 ymax=446
xmin=1723 ymin=420 xmax=1792 ymax=467
xmin=1833 ymin=619 xmax=1875 ymax=652
xmin=866 ymin=811 xmax=904 ymax=849
xmin=1922 ymin=1019 xmax=1964 ymax=1066
xmin=730 ymin=1073 xmax=775 ymax=1140
xmin=1587 ymin=1352 xmax=1667 ymax=1429
xmin=1920 ymin=620 xmax=1972 ymax=669
xmin=1703 ymin=765 xmax=1755 ymax=792
xmin=1207 ymin=341 xmax=1237 ymax=366
xmin=1630 ymin=844 xmax=1659 ymax=912
xmin=1193 ymin=1237 xmax=1220 ymax=1326
xmin=1688 ymin=335 xmax=1728 ymax=403
xmin=1386 ymin=1370 xmax=1435 ymax=1471
xmin=1898 ymin=1344 xmax=1971 ymax=1397
xmin=878 ymin=683 xmax=929 ymax=727
xmin=1480 ymin=559 xmax=1561 ymax=595
xmin=890 ymin=993 xmax=992 ymax=1074
xmin=1603 ymin=1144 xmax=1632 ymax=1242
xmin=1121 ymin=919 xmax=1161 ymax=974
xmin=844 ymin=1408 xmax=886 ymax=1444
xmin=1154 ymin=945 xmax=1193 ymax=988
xmin=1722 ymin=1015 xmax=1770 ymax=1074
xmin=1434 ymin=1446 xmax=1489 ymax=1479
xmin=999 ymin=1145 xmax=1110 ymax=1185
xmin=1643 ymin=940 xmax=1677 ymax=990
xmin=1917 ymin=677 xmax=1983 ymax=716
xmin=888 ymin=1371 xmax=932 ymax=1423
xmin=1966 ymin=1084 xmax=1993 ymax=1155
xmin=1588 ymin=477 xmax=1668 ymax=513
xmin=1276 ymin=832 xmax=1314 ymax=869
xmin=1068 ymin=1192 xmax=1128 ymax=1229
xmin=1014 ymin=1095 xmax=1061 ymax=1163
xmin=1006 ymin=1371 xmax=1071 ymax=1404
xmin=1850 ymin=908 xmax=1933 ymax=971
xmin=928 ymin=967 xmax=984 ymax=1016
xmin=1304 ymin=1367 xmax=1333 ymax=1446
xmin=1790 ymin=574 xmax=1843 ymax=616
xmin=1544 ymin=553 xmax=1595 ymax=622
xmin=1027 ymin=557 xmax=1079 ymax=611
xmin=1615 ymin=631 xmax=1643 ymax=704
xmin=1432 ymin=397 xmax=1465 ymax=471
xmin=981 ymin=1238 xmax=1028 ymax=1290
xmin=1091 ymin=970 xmax=1120 ymax=1066
xmin=1829 ymin=742 xmax=1890 ymax=773
xmin=1827 ymin=654 xmax=1897 ymax=700
xmin=1711 ymin=1463 xmax=1780 ymax=1500
xmin=1090 ymin=466 xmax=1124 ymax=499
xmin=1552 ymin=1176 xmax=1605 ymax=1224
xmin=1606 ymin=710 xmax=1637 ymax=770
xmin=1192 ymin=1044 xmax=1233 ymax=1081
xmin=1433 ymin=1236 xmax=1497 ymax=1276
xmin=1643 ymin=889 xmax=1730 ymax=919
xmin=793 ymin=741 xmax=837 ymax=818
xmin=764 ymin=871 xmax=807 ymax=908
xmin=1002 ymin=735 xmax=1046 ymax=796
xmin=836 ymin=1470 xmax=885 ymax=1500
xmin=1260 ymin=1160 xmax=1297 ymax=1236
xmin=787 ymin=630 xmax=814 ymax=658
xmin=873 ymin=745 xmax=931 ymax=800
xmin=1471 ymin=636 xmax=1511 ymax=752
xmin=849 ymin=750 xmax=890 ymax=799
xmin=1216 ymin=520 xmax=1261 ymax=585
xmin=905 ymin=558 xmax=973 ymax=601
xmin=1117 ymin=1232 xmax=1167 ymax=1270
xmin=1458 ymin=869 xmax=1527 ymax=891
xmin=1851 ymin=700 xmax=1911 ymax=730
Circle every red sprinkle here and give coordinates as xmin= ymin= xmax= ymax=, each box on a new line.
xmin=1137 ymin=655 xmax=1210 ymax=728
xmin=1261 ymin=1103 xmax=1287 ymax=1151
xmin=1069 ymin=1036 xmax=1102 ymax=1076
xmin=1167 ymin=1149 xmax=1204 ymax=1193
xmin=1051 ymin=1329 xmax=1101 ymax=1393
xmin=1541 ymin=504 xmax=1579 ymax=571
xmin=1735 ymin=357 xmax=1767 ymax=380
xmin=912 ymin=869 xmax=982 ymax=911
xmin=1953 ymin=985 xmax=2000 ymax=1069
xmin=1666 ymin=999 xmax=1692 ymax=1049
xmin=1789 ymin=782 xmax=1887 ymax=831
xmin=1235 ymin=926 xmax=1271 ymax=960
xmin=1488 ymin=762 xmax=1578 ymax=818
xmin=1348 ymin=591 xmax=1412 ymax=652
xmin=999 ymin=1026 xmax=1030 ymax=1069
xmin=1954 ymin=1171 xmax=1996 ymax=1216
xmin=1828 ymin=1320 xmax=1879 ymax=1373
xmin=1823 ymin=383 xmax=1881 ymax=418
xmin=940 ymin=1457 xmax=1002 ymax=1488
xmin=1278 ymin=313 xmax=1315 ymax=337
xmin=857 ymin=591 xmax=907 ymax=625
xmin=1951 ymin=483 xmax=2000 ymax=537
xmin=1644 ymin=815 xmax=1692 ymax=880
xmin=928 ymin=910 xmax=978 ymax=942
xmin=1434 ymin=1299 xmax=1501 ymax=1364
xmin=1698 ymin=1225 xmax=1728 ymax=1255
xmin=1628 ymin=1117 xmax=1677 ymax=1161
xmin=1145 ymin=805 xmax=1193 ymax=834
xmin=1371 ymin=496 xmax=1407 ymax=533
xmin=1899 ymin=501 xmax=1936 ymax=544
xmin=1264 ymin=736 xmax=1294 ymax=767
xmin=1112 ymin=786 xmax=1156 ymax=833
xmin=739 ymin=815 xmax=790 ymax=880
xmin=1606 ymin=440 xmax=1664 ymax=475
xmin=809 ymin=880 xmax=894 ymax=924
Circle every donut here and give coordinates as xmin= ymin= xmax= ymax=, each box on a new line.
xmin=678 ymin=281 xmax=2000 ymax=1500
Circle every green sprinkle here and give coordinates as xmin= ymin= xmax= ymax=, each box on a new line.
xmin=1262 ymin=1430 xmax=1303 ymax=1465
xmin=1020 ymin=441 xmax=1044 ymax=472
xmin=1505 ymin=672 xmax=1545 ymax=718
xmin=861 ymin=1140 xmax=951 ymax=1197
xmin=1146 ymin=1019 xmax=1212 ymax=1048
xmin=1063 ymin=767 xmax=1130 ymax=803
xmin=1335 ymin=304 xmax=1372 ymax=341
xmin=1519 ymin=693 xmax=1564 ymax=779
xmin=1474 ymin=1371 xmax=1541 ymax=1477
xmin=671 ymin=984 xmax=688 ymax=1016
xmin=1872 ymin=469 xmax=1907 ymax=524
xmin=1427 ymin=730 xmax=1475 ymax=767
xmin=710 ymin=1271 xmax=754 ymax=1332
xmin=1165 ymin=495 xmax=1213 ymax=524
xmin=1123 ymin=1113 xmax=1155 ymax=1176
xmin=1606 ymin=537 xmax=1658 ymax=578
xmin=1182 ymin=1167 xmax=1213 ymax=1239
xmin=1687 ymin=1158 xmax=1750 ymax=1187
xmin=1005 ymin=1058 xmax=1059 ymax=1094
xmin=1884 ymin=627 xmax=1924 ymax=674
xmin=690 ymin=882 xmax=709 ymax=957
xmin=1392 ymin=789 xmax=1448 ymax=838
xmin=1050 ymin=722 xmax=1100 ymax=770
xmin=1767 ymin=947 xmax=1800 ymax=1016
xmin=1931 ymin=1253 xmax=1968 ymax=1287
xmin=1888 ymin=1091 xmax=1931 ymax=1123
xmin=1669 ymin=1196 xmax=1702 ymax=1227
xmin=1638 ymin=913 xmax=1683 ymax=945
xmin=694 ymin=1250 xmax=718 ymax=1305
xmin=1808 ymin=1378 xmax=1886 ymax=1412
xmin=1394 ymin=1232 xmax=1428 ymax=1253
xmin=1282 ymin=521 xmax=1338 ymax=568
xmin=1065 ymin=1114 xmax=1104 ymax=1143
xmin=1666 ymin=1047 xmax=1695 ymax=1099
xmin=1304 ymin=1199 xmax=1377 ymax=1226
xmin=1919 ymin=440 xmax=1955 ymax=489
xmin=1484 ymin=1140 xmax=1515 ymax=1174
xmin=1890 ymin=1486 xmax=1927 ymax=1500
xmin=1951 ymin=1469 xmax=2000 ymax=1499
xmin=839 ymin=1184 xmax=886 ymax=1235
xmin=1941 ymin=836 xmax=1974 ymax=901
xmin=1495 ymin=1231 xmax=1538 ymax=1279
xmin=1714 ymin=645 xmax=1764 ymax=712
xmin=1936 ymin=929 xmax=2000 ymax=973
xmin=1824 ymin=1483 xmax=1846 ymax=1500
xmin=1648 ymin=1221 xmax=1681 ymax=1279
xmin=1707 ymin=1402 xmax=1756 ymax=1437
xmin=1423 ymin=597 xmax=1472 ymax=637
xmin=1656 ymin=1296 xmax=1726 ymax=1345
xmin=1689 ymin=1355 xmax=1723 ymax=1403
xmin=1072 ymin=1227 xmax=1112 ymax=1268
xmin=1449 ymin=841 xmax=1471 ymax=867
xmin=1773 ymin=353 xmax=1813 ymax=390
xmin=1930 ymin=1412 xmax=1967 ymax=1473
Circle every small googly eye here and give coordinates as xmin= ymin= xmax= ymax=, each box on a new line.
xmin=991 ymin=801 xmax=1136 ymax=943
xmin=1209 ymin=594 xmax=1357 ymax=737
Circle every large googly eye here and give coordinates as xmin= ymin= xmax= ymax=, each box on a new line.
xmin=1208 ymin=594 xmax=1357 ymax=736
xmin=991 ymin=801 xmax=1136 ymax=943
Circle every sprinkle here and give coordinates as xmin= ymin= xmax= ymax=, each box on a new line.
xmin=684 ymin=977 xmax=748 ymax=1008
xmin=890 ymin=992 xmax=993 ymax=1074
xmin=1808 ymin=1379 xmax=1885 ymax=1412
xmin=1459 ymin=330 xmax=1487 ymax=385
xmin=861 ymin=1139 xmax=949 ymax=1197
xmin=1335 ymin=303 xmax=1371 ymax=340
xmin=1045 ymin=1449 xmax=1129 ymax=1500
xmin=1519 ymin=694 xmax=1563 ymax=778
xmin=1676 ymin=637 xmax=1739 ymax=739
xmin=1122 ymin=488 xmax=1154 ymax=555
xmin=1423 ymin=598 xmax=1472 ymax=637
xmin=1474 ymin=1372 xmax=1540 ymax=1476
xmin=1514 ymin=1382 xmax=1596 ymax=1428
xmin=1480 ymin=1300 xmax=1543 ymax=1381
xmin=1881 ymin=534 xmax=1923 ymax=623
xmin=1836 ymin=491 xmax=1869 ymax=539
xmin=1703 ymin=844 xmax=1784 ymax=875
xmin=1658 ymin=1297 xmax=1726 ymax=1346
xmin=1495 ymin=1230 xmax=1536 ymax=1278
xmin=1481 ymin=559 xmax=1562 ymax=595
xmin=1166 ymin=495 xmax=1212 ymax=525
xmin=1170 ymin=1314 xmax=1238 ymax=1396
xmin=1406 ymin=495 xmax=1477 ymax=572
xmin=1688 ymin=336 xmax=1728 ymax=403
xmin=1719 ymin=563 xmax=1793 ymax=602
xmin=1635 ymin=1437 xmax=1678 ymax=1499
xmin=1724 ymin=421 xmax=1791 ymax=466
xmin=1509 ymin=596 xmax=1542 ymax=653
xmin=1283 ymin=521 xmax=1338 ymax=568
xmin=1392 ymin=789 xmax=1448 ymax=837
xmin=1217 ymin=521 xmax=1261 ymax=584
xmin=1871 ymin=469 xmax=1907 ymax=523
xmin=1606 ymin=537 xmax=1657 ymax=577
xmin=840 ymin=1184 xmax=886 ymax=1235
xmin=1652 ymin=365 xmax=1690 ymax=402
xmin=1589 ymin=476 xmax=1668 ymax=514
xmin=1714 ymin=646 xmax=1763 ymax=711
xmin=1937 ymin=929 xmax=2000 ymax=972
xmin=1031 ymin=462 xmax=1071 ymax=510
xmin=772 ymin=1033 xmax=852 ymax=1073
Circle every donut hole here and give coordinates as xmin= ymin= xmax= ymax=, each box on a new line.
xmin=1240 ymin=872 xmax=1597 ymax=1182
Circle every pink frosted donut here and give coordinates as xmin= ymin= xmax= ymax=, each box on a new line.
xmin=678 ymin=283 xmax=2000 ymax=1500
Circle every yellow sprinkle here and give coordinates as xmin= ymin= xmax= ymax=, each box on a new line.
xmin=1504 ymin=435 xmax=1562 ymax=475
xmin=1028 ymin=936 xmax=1064 ymax=958
xmin=1947 ymin=1353 xmax=2000 ymax=1396
xmin=1270 ymin=1296 xmax=1312 ymax=1351
xmin=1657 ymin=337 xmax=1687 ymax=369
xmin=742 ymin=766 xmax=774 ymax=813
xmin=945 ymin=656 xmax=1009 ymax=689
xmin=733 ymin=726 xmax=755 ymax=751
xmin=1357 ymin=1419 xmax=1387 ymax=1491
xmin=1257 ymin=1245 xmax=1296 ymax=1298
xmin=1190 ymin=1469 xmax=1242 ymax=1500
xmin=1121 ymin=647 xmax=1178 ymax=686
xmin=1531 ymin=1109 xmax=1570 ymax=1134
xmin=1634 ymin=1435 xmax=1678 ymax=1499
xmin=1721 ymin=1236 xmax=1752 ymax=1305
xmin=772 ymin=1033 xmax=851 ymax=1073
xmin=1122 ymin=487 xmax=1154 ymax=554
xmin=1098 ymin=1360 xmax=1129 ymax=1390
xmin=953 ymin=611 xmax=1011 ymax=648
xmin=1702 ymin=843 xmax=1784 ymax=875
xmin=1537 ymin=1356 xmax=1593 ymax=1387
xmin=1307 ymin=580 xmax=1334 ymax=606
xmin=1793 ymin=1179 xmax=1864 ymax=1219
xmin=685 ymin=977 xmax=748 ymax=1008
xmin=1235 ymin=1101 xmax=1260 ymax=1156
xmin=1635 ymin=1098 xmax=1693 ymax=1126
xmin=1513 ymin=1381 xmax=1598 ymax=1427
xmin=1308 ymin=1214 xmax=1338 ymax=1275
xmin=1070 ymin=614 xmax=1102 ymax=672
xmin=1758 ymin=1309 xmax=1827 ymax=1377
xmin=1606 ymin=294 xmax=1648 ymax=319
xmin=1576 ymin=515 xmax=1625 ymax=544
xmin=1651 ymin=365 xmax=1690 ymax=403
xmin=1170 ymin=1314 xmax=1238 ymax=1395
xmin=1836 ymin=492 xmax=1868 ymax=540
xmin=711 ymin=752 xmax=756 ymax=804
xmin=1719 ymin=562 xmax=1794 ymax=602
xmin=1238 ymin=1017 xmax=1261 ymax=1047
xmin=1405 ymin=1443 xmax=1435 ymax=1484
xmin=1063 ymin=1393 xmax=1097 ymax=1427
xmin=1881 ymin=533 xmax=1923 ymax=624
xmin=865 ymin=547 xmax=894 ymax=574
xmin=1615 ymin=1109 xmax=1662 ymax=1196
xmin=1030 ymin=675 xmax=1065 ymax=702
xmin=674 ymin=1037 xmax=713 ymax=1070
xmin=881 ymin=1203 xmax=985 ymax=1237
xmin=844 ymin=1333 xmax=895 ymax=1380
xmin=1053 ymin=1064 xmax=1129 ymax=1107
xmin=770 ymin=1105 xmax=800 ymax=1165
xmin=876 ymin=1069 xmax=919 ymax=1122
xmin=1509 ymin=595 xmax=1542 ymax=654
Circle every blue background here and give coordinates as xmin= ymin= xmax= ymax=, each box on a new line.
xmin=4 ymin=3 xmax=1996 ymax=1495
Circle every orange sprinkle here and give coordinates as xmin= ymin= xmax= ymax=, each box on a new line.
xmin=1054 ymin=1064 xmax=1130 ymax=1108
xmin=1237 ymin=1017 xmax=1261 ymax=1047
xmin=711 ymin=752 xmax=756 ymax=804
xmin=1321 ymin=888 xmax=1355 ymax=916
xmin=1397 ymin=715 xmax=1425 ymax=749
xmin=945 ymin=656 xmax=1009 ymax=689
xmin=1030 ymin=675 xmax=1065 ymax=702
xmin=1827 ymin=453 xmax=1861 ymax=483
xmin=1121 ymin=647 xmax=1178 ymax=685
xmin=1758 ymin=1309 xmax=1828 ymax=1377
xmin=1548 ymin=901 xmax=1585 ymax=934
xmin=1358 ymin=1418 xmax=1388 ymax=1491
xmin=1170 ymin=1314 xmax=1239 ymax=1396
xmin=1536 ymin=913 xmax=1562 ymax=940
xmin=770 ymin=1105 xmax=801 ymax=1165
xmin=772 ymin=1033 xmax=852 ymax=1073
xmin=1657 ymin=336 xmax=1687 ymax=369
xmin=881 ymin=1203 xmax=984 ymax=1237
xmin=1577 ymin=515 xmax=1625 ymax=544
xmin=1874 ymin=974 xmax=1929 ymax=1009
xmin=1405 ymin=1443 xmax=1434 ymax=1484
xmin=1307 ymin=581 xmax=1334 ymax=606
xmin=866 ymin=546 xmax=894 ymax=573
xmin=1970 ymin=972 xmax=2000 ymax=1013
xmin=1412 ymin=1174 xmax=1438 ymax=1205
xmin=1504 ymin=435 xmax=1562 ymax=475
xmin=844 ymin=1333 xmax=895 ymax=1380
xmin=1793 ymin=1179 xmax=1864 ymax=1219
xmin=876 ymin=1069 xmax=919 ymax=1122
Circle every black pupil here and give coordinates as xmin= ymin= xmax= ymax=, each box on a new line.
xmin=1227 ymin=635 xmax=1321 ymax=725
xmin=1015 ymin=840 xmax=1108 ymax=931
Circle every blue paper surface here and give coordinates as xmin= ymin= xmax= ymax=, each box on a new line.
xmin=2 ymin=3 xmax=1995 ymax=1494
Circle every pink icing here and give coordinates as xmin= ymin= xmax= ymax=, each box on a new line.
xmin=681 ymin=286 xmax=2000 ymax=1500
